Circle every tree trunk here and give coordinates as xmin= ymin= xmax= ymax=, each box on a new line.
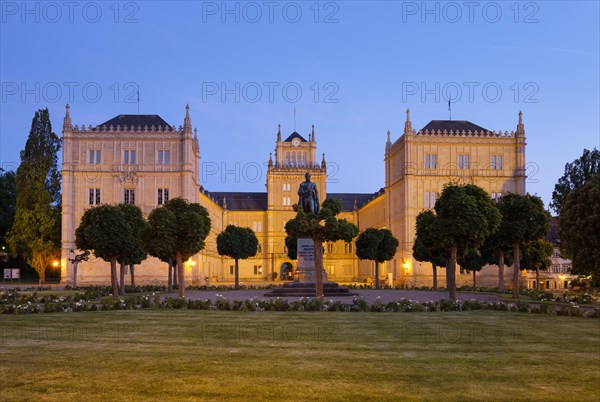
xmin=110 ymin=257 xmax=119 ymax=300
xmin=375 ymin=261 xmax=380 ymax=289
xmin=167 ymin=258 xmax=173 ymax=292
xmin=37 ymin=266 xmax=46 ymax=285
xmin=448 ymin=244 xmax=457 ymax=301
xmin=234 ymin=258 xmax=240 ymax=290
xmin=512 ymin=242 xmax=520 ymax=299
xmin=176 ymin=253 xmax=185 ymax=298
xmin=536 ymin=268 xmax=540 ymax=290
xmin=173 ymin=260 xmax=179 ymax=288
xmin=497 ymin=249 xmax=505 ymax=293
xmin=313 ymin=239 xmax=324 ymax=298
xmin=432 ymin=263 xmax=437 ymax=290
xmin=473 ymin=270 xmax=477 ymax=287
xmin=119 ymin=263 xmax=126 ymax=295
xmin=130 ymin=264 xmax=135 ymax=287
xmin=73 ymin=261 xmax=78 ymax=288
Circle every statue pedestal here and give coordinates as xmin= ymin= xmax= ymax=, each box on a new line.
xmin=294 ymin=238 xmax=327 ymax=283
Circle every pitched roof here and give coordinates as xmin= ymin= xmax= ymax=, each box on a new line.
xmin=96 ymin=114 xmax=174 ymax=130
xmin=283 ymin=132 xmax=308 ymax=142
xmin=421 ymin=120 xmax=489 ymax=133
xmin=209 ymin=191 xmax=268 ymax=211
xmin=199 ymin=188 xmax=385 ymax=212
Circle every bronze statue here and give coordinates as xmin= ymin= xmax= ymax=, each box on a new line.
xmin=298 ymin=172 xmax=319 ymax=214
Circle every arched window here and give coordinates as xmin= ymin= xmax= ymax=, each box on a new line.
xmin=285 ymin=152 xmax=290 ymax=166
xmin=302 ymin=152 xmax=307 ymax=166
xmin=291 ymin=152 xmax=296 ymax=167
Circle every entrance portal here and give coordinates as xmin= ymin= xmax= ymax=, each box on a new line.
xmin=280 ymin=262 xmax=294 ymax=281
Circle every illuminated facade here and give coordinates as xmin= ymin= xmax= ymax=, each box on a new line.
xmin=61 ymin=105 xmax=528 ymax=288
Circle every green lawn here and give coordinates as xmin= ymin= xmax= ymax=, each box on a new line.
xmin=1 ymin=311 xmax=598 ymax=401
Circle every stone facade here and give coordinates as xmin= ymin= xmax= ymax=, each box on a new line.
xmin=61 ymin=106 xmax=529 ymax=288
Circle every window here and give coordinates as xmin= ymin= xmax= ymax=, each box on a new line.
xmin=124 ymin=150 xmax=136 ymax=164
xmin=253 ymin=265 xmax=262 ymax=275
xmin=89 ymin=149 xmax=101 ymax=164
xmin=88 ymin=188 xmax=100 ymax=205
xmin=302 ymin=152 xmax=307 ymax=166
xmin=425 ymin=153 xmax=437 ymax=169
xmin=563 ymin=264 xmax=571 ymax=272
xmin=326 ymin=243 xmax=335 ymax=254
xmin=553 ymin=249 xmax=560 ymax=258
xmin=345 ymin=243 xmax=353 ymax=254
xmin=491 ymin=192 xmax=503 ymax=202
xmin=158 ymin=150 xmax=170 ymax=165
xmin=458 ymin=154 xmax=470 ymax=169
xmin=253 ymin=221 xmax=262 ymax=232
xmin=282 ymin=183 xmax=291 ymax=191
xmin=229 ymin=266 xmax=234 ymax=275
xmin=425 ymin=191 xmax=437 ymax=209
xmin=257 ymin=243 xmax=262 ymax=253
xmin=283 ymin=197 xmax=291 ymax=206
xmin=491 ymin=155 xmax=502 ymax=170
xmin=285 ymin=152 xmax=290 ymax=165
xmin=158 ymin=188 xmax=169 ymax=205
xmin=124 ymin=189 xmax=135 ymax=204
xmin=327 ymin=265 xmax=335 ymax=275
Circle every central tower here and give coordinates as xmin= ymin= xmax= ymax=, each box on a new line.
xmin=267 ymin=124 xmax=327 ymax=211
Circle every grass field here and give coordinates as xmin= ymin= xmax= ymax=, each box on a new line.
xmin=1 ymin=311 xmax=599 ymax=401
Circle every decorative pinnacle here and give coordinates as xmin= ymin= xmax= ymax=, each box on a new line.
xmin=517 ymin=111 xmax=525 ymax=135
xmin=404 ymin=108 xmax=412 ymax=134
xmin=312 ymin=125 xmax=316 ymax=142
xmin=65 ymin=103 xmax=70 ymax=117
xmin=387 ymin=130 xmax=391 ymax=143
xmin=277 ymin=124 xmax=281 ymax=141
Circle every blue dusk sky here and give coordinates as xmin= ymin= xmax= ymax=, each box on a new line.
xmin=1 ymin=1 xmax=599 ymax=209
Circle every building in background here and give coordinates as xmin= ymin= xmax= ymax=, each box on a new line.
xmin=61 ymin=106 xmax=528 ymax=288
xmin=525 ymin=217 xmax=576 ymax=290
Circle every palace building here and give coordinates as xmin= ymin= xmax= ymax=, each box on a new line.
xmin=60 ymin=105 xmax=528 ymax=288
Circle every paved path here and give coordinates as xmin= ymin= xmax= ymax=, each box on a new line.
xmin=166 ymin=289 xmax=502 ymax=304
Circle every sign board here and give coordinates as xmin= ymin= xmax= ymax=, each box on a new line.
xmin=3 ymin=268 xmax=19 ymax=280
xmin=297 ymin=238 xmax=314 ymax=269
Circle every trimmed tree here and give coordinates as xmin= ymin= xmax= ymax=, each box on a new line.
xmin=558 ymin=173 xmax=600 ymax=286
xmin=497 ymin=193 xmax=550 ymax=299
xmin=217 ymin=225 xmax=259 ymax=289
xmin=433 ymin=184 xmax=501 ymax=301
xmin=285 ymin=198 xmax=358 ymax=297
xmin=458 ymin=249 xmax=486 ymax=287
xmin=116 ymin=204 xmax=148 ymax=294
xmin=480 ymin=228 xmax=513 ymax=293
xmin=521 ymin=239 xmax=554 ymax=290
xmin=551 ymin=148 xmax=599 ymax=214
xmin=144 ymin=198 xmax=211 ymax=298
xmin=413 ymin=210 xmax=447 ymax=290
xmin=144 ymin=207 xmax=177 ymax=291
xmin=75 ymin=205 xmax=131 ymax=299
xmin=356 ymin=228 xmax=398 ymax=289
